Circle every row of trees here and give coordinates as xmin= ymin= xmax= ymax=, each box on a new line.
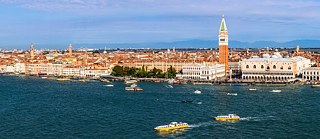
xmin=111 ymin=65 xmax=177 ymax=78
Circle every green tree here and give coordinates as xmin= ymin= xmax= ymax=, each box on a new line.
xmin=123 ymin=67 xmax=129 ymax=76
xmin=128 ymin=67 xmax=137 ymax=76
xmin=152 ymin=67 xmax=162 ymax=78
xmin=167 ymin=66 xmax=177 ymax=78
xmin=111 ymin=65 xmax=124 ymax=76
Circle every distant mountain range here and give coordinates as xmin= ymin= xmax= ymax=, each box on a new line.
xmin=4 ymin=39 xmax=318 ymax=50
xmin=74 ymin=39 xmax=320 ymax=49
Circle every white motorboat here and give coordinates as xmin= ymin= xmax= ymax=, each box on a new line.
xmin=194 ymin=90 xmax=201 ymax=94
xmin=226 ymin=93 xmax=238 ymax=96
xmin=270 ymin=90 xmax=281 ymax=93
xmin=125 ymin=84 xmax=143 ymax=91
xmin=249 ymin=88 xmax=256 ymax=91
xmin=165 ymin=85 xmax=173 ymax=88
xmin=105 ymin=84 xmax=114 ymax=87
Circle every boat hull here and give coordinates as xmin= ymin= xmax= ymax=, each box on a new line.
xmin=215 ymin=117 xmax=240 ymax=121
xmin=154 ymin=125 xmax=189 ymax=132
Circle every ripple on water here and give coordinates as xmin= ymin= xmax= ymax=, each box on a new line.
xmin=0 ymin=77 xmax=320 ymax=138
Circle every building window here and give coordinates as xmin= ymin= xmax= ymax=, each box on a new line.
xmin=246 ymin=65 xmax=249 ymax=69
xmin=288 ymin=66 xmax=292 ymax=70
xmin=261 ymin=65 xmax=264 ymax=69
xmin=273 ymin=65 xmax=276 ymax=69
xmin=281 ymin=66 xmax=283 ymax=70
xmin=267 ymin=66 xmax=270 ymax=70
xmin=253 ymin=65 xmax=256 ymax=69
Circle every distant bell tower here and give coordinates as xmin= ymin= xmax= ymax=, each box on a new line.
xmin=218 ymin=15 xmax=229 ymax=76
xmin=83 ymin=51 xmax=88 ymax=66
xmin=68 ymin=43 xmax=72 ymax=55
xmin=30 ymin=43 xmax=35 ymax=59
xmin=296 ymin=45 xmax=300 ymax=53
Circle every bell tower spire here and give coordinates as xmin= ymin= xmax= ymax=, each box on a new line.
xmin=218 ymin=15 xmax=229 ymax=76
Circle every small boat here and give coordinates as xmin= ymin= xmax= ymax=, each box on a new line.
xmin=194 ymin=90 xmax=201 ymax=94
xmin=125 ymin=84 xmax=143 ymax=91
xmin=270 ymin=90 xmax=281 ymax=93
xmin=125 ymin=80 xmax=138 ymax=84
xmin=215 ymin=114 xmax=240 ymax=121
xmin=105 ymin=84 xmax=114 ymax=87
xmin=226 ymin=93 xmax=238 ymax=96
xmin=172 ymin=81 xmax=181 ymax=85
xmin=154 ymin=122 xmax=189 ymax=132
xmin=181 ymin=99 xmax=193 ymax=103
xmin=166 ymin=85 xmax=173 ymax=88
xmin=100 ymin=78 xmax=110 ymax=83
xmin=180 ymin=82 xmax=187 ymax=85
xmin=249 ymin=88 xmax=256 ymax=91
xmin=311 ymin=84 xmax=320 ymax=88
xmin=57 ymin=78 xmax=71 ymax=81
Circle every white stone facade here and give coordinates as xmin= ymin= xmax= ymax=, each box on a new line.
xmin=303 ymin=67 xmax=320 ymax=82
xmin=62 ymin=67 xmax=81 ymax=76
xmin=82 ymin=69 xmax=110 ymax=78
xmin=240 ymin=55 xmax=311 ymax=81
xmin=178 ymin=63 xmax=225 ymax=80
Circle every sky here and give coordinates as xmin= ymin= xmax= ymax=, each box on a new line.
xmin=0 ymin=0 xmax=320 ymax=48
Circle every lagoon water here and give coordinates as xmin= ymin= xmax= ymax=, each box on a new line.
xmin=1 ymin=76 xmax=320 ymax=138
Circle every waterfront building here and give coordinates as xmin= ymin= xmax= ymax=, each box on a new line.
xmin=14 ymin=63 xmax=26 ymax=74
xmin=124 ymin=60 xmax=216 ymax=72
xmin=25 ymin=63 xmax=63 ymax=76
xmin=81 ymin=68 xmax=110 ymax=78
xmin=240 ymin=53 xmax=311 ymax=81
xmin=177 ymin=63 xmax=225 ymax=80
xmin=62 ymin=67 xmax=81 ymax=77
xmin=229 ymin=62 xmax=241 ymax=77
xmin=218 ymin=15 xmax=229 ymax=76
xmin=3 ymin=65 xmax=15 ymax=73
xmin=302 ymin=67 xmax=320 ymax=82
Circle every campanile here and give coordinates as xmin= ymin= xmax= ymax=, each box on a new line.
xmin=218 ymin=15 xmax=229 ymax=75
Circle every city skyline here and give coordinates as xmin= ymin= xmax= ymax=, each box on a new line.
xmin=1 ymin=0 xmax=320 ymax=48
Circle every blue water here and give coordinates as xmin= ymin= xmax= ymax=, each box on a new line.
xmin=0 ymin=76 xmax=320 ymax=138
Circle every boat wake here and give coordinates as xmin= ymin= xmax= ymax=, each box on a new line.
xmin=240 ymin=116 xmax=275 ymax=121
xmin=189 ymin=121 xmax=214 ymax=128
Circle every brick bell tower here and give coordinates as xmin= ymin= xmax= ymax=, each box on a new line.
xmin=218 ymin=15 xmax=229 ymax=76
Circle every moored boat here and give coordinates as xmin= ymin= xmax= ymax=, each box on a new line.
xmin=125 ymin=80 xmax=138 ymax=84
xmin=172 ymin=81 xmax=181 ymax=84
xmin=125 ymin=84 xmax=143 ymax=91
xmin=100 ymin=78 xmax=110 ymax=83
xmin=249 ymin=88 xmax=256 ymax=91
xmin=215 ymin=114 xmax=240 ymax=121
xmin=154 ymin=122 xmax=189 ymax=132
xmin=311 ymin=84 xmax=320 ymax=88
xmin=57 ymin=77 xmax=71 ymax=81
xmin=180 ymin=81 xmax=187 ymax=85
xmin=168 ymin=79 xmax=180 ymax=84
